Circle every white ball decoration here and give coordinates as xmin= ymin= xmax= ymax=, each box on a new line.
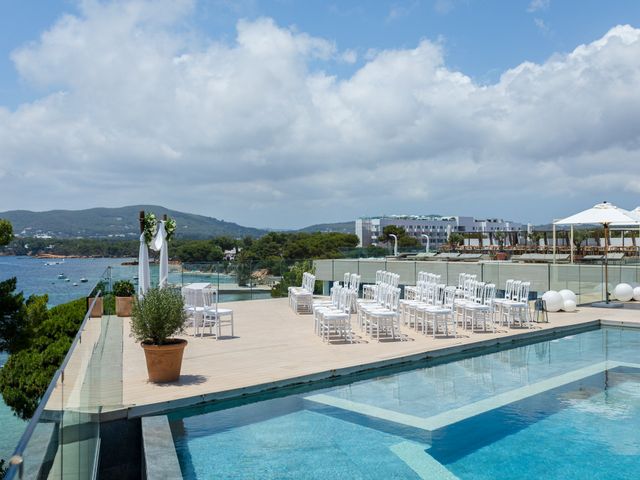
xmin=614 ymin=283 xmax=634 ymax=302
xmin=563 ymin=300 xmax=577 ymax=312
xmin=634 ymin=286 xmax=640 ymax=302
xmin=542 ymin=290 xmax=563 ymax=312
xmin=559 ymin=289 xmax=577 ymax=303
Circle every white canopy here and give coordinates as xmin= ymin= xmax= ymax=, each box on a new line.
xmin=151 ymin=220 xmax=169 ymax=288
xmin=554 ymin=202 xmax=640 ymax=226
xmin=137 ymin=232 xmax=150 ymax=297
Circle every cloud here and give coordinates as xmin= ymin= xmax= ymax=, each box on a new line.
xmin=527 ymin=0 xmax=550 ymax=13
xmin=387 ymin=1 xmax=420 ymax=22
xmin=533 ymin=17 xmax=551 ymax=35
xmin=1 ymin=2 xmax=640 ymax=227
xmin=434 ymin=0 xmax=455 ymax=15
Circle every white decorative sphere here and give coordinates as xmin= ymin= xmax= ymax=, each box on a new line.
xmin=559 ymin=289 xmax=577 ymax=303
xmin=542 ymin=290 xmax=563 ymax=312
xmin=614 ymin=283 xmax=634 ymax=302
xmin=563 ymin=300 xmax=577 ymax=312
xmin=634 ymin=286 xmax=640 ymax=301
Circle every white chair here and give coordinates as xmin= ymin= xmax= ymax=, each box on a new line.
xmin=502 ymin=282 xmax=532 ymax=328
xmin=429 ymin=286 xmax=457 ymax=338
xmin=182 ymin=287 xmax=203 ymax=336
xmin=202 ymin=288 xmax=234 ymax=339
xmin=361 ymin=287 xmax=403 ymax=342
xmin=464 ymin=283 xmax=496 ymax=332
xmin=317 ymin=288 xmax=353 ymax=343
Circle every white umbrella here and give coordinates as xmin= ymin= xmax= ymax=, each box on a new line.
xmin=151 ymin=220 xmax=168 ymax=288
xmin=555 ymin=202 xmax=640 ymax=305
xmin=138 ymin=232 xmax=150 ymax=297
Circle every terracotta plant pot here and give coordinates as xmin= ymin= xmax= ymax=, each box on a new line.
xmin=87 ymin=297 xmax=103 ymax=318
xmin=115 ymin=296 xmax=133 ymax=317
xmin=141 ymin=339 xmax=187 ymax=383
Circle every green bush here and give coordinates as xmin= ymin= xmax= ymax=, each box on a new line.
xmin=113 ymin=280 xmax=135 ymax=297
xmin=0 ymin=297 xmax=86 ymax=420
xmin=130 ymin=288 xmax=186 ymax=345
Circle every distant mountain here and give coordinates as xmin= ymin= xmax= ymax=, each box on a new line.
xmin=0 ymin=205 xmax=267 ymax=239
xmin=297 ymin=221 xmax=355 ymax=234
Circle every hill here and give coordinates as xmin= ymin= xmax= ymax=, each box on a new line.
xmin=0 ymin=205 xmax=267 ymax=239
xmin=296 ymin=221 xmax=355 ymax=234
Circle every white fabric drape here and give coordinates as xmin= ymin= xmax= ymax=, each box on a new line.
xmin=138 ymin=232 xmax=150 ymax=297
xmin=151 ymin=220 xmax=169 ymax=288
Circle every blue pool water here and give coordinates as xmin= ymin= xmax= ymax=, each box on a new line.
xmin=170 ymin=327 xmax=640 ymax=479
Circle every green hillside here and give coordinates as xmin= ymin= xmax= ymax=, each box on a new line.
xmin=0 ymin=205 xmax=267 ymax=239
xmin=296 ymin=221 xmax=355 ymax=234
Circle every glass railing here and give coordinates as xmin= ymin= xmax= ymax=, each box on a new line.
xmin=312 ymin=259 xmax=640 ymax=305
xmin=108 ymin=258 xmax=321 ymax=302
xmin=4 ymin=269 xmax=121 ymax=479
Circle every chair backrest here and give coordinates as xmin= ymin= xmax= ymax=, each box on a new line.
xmin=458 ymin=272 xmax=466 ymax=289
xmin=473 ymin=281 xmax=486 ymax=303
xmin=434 ymin=284 xmax=446 ymax=306
xmin=350 ymin=274 xmax=361 ymax=292
xmin=519 ymin=282 xmax=531 ymax=303
xmin=375 ymin=270 xmax=384 ymax=284
xmin=503 ymin=279 xmax=514 ymax=299
xmin=482 ymin=284 xmax=496 ymax=306
xmin=343 ymin=272 xmax=350 ymax=287
xmin=443 ymin=286 xmax=457 ymax=308
xmin=203 ymin=287 xmax=219 ymax=310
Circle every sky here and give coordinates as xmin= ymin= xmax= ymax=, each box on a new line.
xmin=1 ymin=0 xmax=640 ymax=229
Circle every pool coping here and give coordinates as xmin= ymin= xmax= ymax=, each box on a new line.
xmin=93 ymin=318 xmax=640 ymax=421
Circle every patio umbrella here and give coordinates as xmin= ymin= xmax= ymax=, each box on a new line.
xmin=138 ymin=232 xmax=150 ymax=297
xmin=554 ymin=202 xmax=640 ymax=305
xmin=151 ymin=220 xmax=168 ymax=288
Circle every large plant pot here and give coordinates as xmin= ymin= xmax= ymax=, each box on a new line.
xmin=87 ymin=297 xmax=103 ymax=318
xmin=116 ymin=296 xmax=133 ymax=317
xmin=141 ymin=339 xmax=187 ymax=383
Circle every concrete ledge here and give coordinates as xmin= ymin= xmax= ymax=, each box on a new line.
xmin=123 ymin=320 xmax=602 ymax=419
xmin=141 ymin=416 xmax=182 ymax=480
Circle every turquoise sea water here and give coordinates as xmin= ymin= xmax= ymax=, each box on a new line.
xmin=170 ymin=327 xmax=640 ymax=479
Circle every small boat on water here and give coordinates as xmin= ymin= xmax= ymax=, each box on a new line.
xmin=73 ymin=283 xmax=78 ymax=286
xmin=57 ymin=274 xmax=66 ymax=279
xmin=80 ymin=278 xmax=88 ymax=283
xmin=65 ymin=278 xmax=70 ymax=282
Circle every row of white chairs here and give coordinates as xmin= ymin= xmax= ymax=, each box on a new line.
xmin=313 ymin=284 xmax=355 ymax=342
xmin=494 ymin=279 xmax=532 ymax=328
xmin=405 ymin=272 xmax=441 ymax=300
xmin=400 ymin=281 xmax=457 ymax=338
xmin=454 ymin=279 xmax=496 ymax=332
xmin=182 ymin=287 xmax=234 ymax=339
xmin=357 ymin=283 xmax=403 ymax=341
xmin=288 ymin=272 xmax=316 ymax=314
xmin=362 ymin=270 xmax=400 ymax=299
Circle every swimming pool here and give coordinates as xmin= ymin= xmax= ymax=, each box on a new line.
xmin=169 ymin=327 xmax=640 ymax=479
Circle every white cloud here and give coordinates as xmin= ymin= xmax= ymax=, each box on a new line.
xmin=527 ymin=0 xmax=550 ymax=13
xmin=533 ymin=17 xmax=551 ymax=35
xmin=1 ymin=2 xmax=640 ymax=227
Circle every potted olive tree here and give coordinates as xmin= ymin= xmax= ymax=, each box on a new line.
xmin=130 ymin=287 xmax=187 ymax=383
xmin=113 ymin=280 xmax=135 ymax=317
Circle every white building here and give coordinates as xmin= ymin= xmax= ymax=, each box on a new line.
xmin=355 ymin=215 xmax=525 ymax=250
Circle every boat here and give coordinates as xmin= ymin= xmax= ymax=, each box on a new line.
xmin=65 ymin=278 xmax=70 ymax=282
xmin=73 ymin=283 xmax=78 ymax=286
xmin=57 ymin=274 xmax=66 ymax=279
xmin=80 ymin=278 xmax=88 ymax=283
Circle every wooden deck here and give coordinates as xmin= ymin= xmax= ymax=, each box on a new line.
xmin=112 ymin=297 xmax=640 ymax=418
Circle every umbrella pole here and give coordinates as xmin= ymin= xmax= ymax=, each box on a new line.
xmin=570 ymin=225 xmax=574 ymax=264
xmin=604 ymin=223 xmax=609 ymax=304
xmin=552 ymin=223 xmax=556 ymax=263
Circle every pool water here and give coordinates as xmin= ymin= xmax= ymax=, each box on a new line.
xmin=169 ymin=327 xmax=640 ymax=479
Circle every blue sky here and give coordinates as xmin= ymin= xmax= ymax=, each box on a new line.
xmin=1 ymin=0 xmax=640 ymax=228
